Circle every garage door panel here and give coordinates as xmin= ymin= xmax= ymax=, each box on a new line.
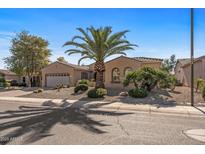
xmin=46 ymin=75 xmax=70 ymax=87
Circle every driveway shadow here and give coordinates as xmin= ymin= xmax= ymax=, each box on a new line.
xmin=0 ymin=99 xmax=132 ymax=145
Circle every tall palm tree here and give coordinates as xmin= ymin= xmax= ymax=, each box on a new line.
xmin=63 ymin=26 xmax=137 ymax=88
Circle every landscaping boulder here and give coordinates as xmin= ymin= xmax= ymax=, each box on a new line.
xmin=119 ymin=91 xmax=128 ymax=97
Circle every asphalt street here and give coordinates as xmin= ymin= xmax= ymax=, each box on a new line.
xmin=0 ymin=100 xmax=205 ymax=145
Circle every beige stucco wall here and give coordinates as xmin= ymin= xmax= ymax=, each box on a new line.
xmin=182 ymin=60 xmax=203 ymax=87
xmin=73 ymin=70 xmax=90 ymax=85
xmin=104 ymin=57 xmax=141 ymax=88
xmin=4 ymin=74 xmax=20 ymax=82
xmin=202 ymin=58 xmax=205 ymax=79
xmin=175 ymin=63 xmax=185 ymax=84
xmin=140 ymin=62 xmax=161 ymax=68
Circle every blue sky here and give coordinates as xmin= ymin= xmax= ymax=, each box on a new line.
xmin=0 ymin=8 xmax=205 ymax=69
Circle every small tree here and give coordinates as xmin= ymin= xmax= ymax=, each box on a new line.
xmin=123 ymin=67 xmax=158 ymax=91
xmin=162 ymin=54 xmax=177 ymax=73
xmin=0 ymin=76 xmax=6 ymax=87
xmin=167 ymin=74 xmax=177 ymax=91
xmin=155 ymin=69 xmax=169 ymax=88
xmin=57 ymin=57 xmax=67 ymax=63
xmin=196 ymin=78 xmax=205 ymax=92
xmin=124 ymin=67 xmax=177 ymax=92
xmin=4 ymin=31 xmax=51 ymax=87
xmin=123 ymin=71 xmax=139 ymax=88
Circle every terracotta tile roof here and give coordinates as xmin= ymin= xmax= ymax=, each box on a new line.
xmin=0 ymin=69 xmax=17 ymax=75
xmin=57 ymin=61 xmax=90 ymax=71
xmin=134 ymin=57 xmax=163 ymax=62
xmin=179 ymin=55 xmax=205 ymax=67
xmin=177 ymin=58 xmax=192 ymax=66
xmin=102 ymin=56 xmax=163 ymax=65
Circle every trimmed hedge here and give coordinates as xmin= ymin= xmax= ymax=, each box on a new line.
xmin=87 ymin=88 xmax=107 ymax=98
xmin=74 ymin=84 xmax=88 ymax=93
xmin=10 ymin=80 xmax=18 ymax=86
xmin=78 ymin=79 xmax=89 ymax=85
xmin=128 ymin=88 xmax=148 ymax=98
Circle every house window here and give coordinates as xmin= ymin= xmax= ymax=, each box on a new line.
xmin=124 ymin=67 xmax=132 ymax=77
xmin=81 ymin=72 xmax=88 ymax=79
xmin=112 ymin=68 xmax=120 ymax=83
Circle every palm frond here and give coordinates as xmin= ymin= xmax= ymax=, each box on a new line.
xmin=78 ymin=55 xmax=95 ymax=65
xmin=64 ymin=26 xmax=138 ymax=64
xmin=65 ymin=49 xmax=83 ymax=54
xmin=107 ymin=30 xmax=129 ymax=44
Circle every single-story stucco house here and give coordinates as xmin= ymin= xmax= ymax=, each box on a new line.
xmin=42 ymin=56 xmax=163 ymax=88
xmin=0 ymin=69 xmax=20 ymax=82
xmin=0 ymin=69 xmax=41 ymax=87
xmin=175 ymin=55 xmax=205 ymax=87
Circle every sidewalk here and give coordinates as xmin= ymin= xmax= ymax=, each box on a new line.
xmin=0 ymin=96 xmax=205 ymax=117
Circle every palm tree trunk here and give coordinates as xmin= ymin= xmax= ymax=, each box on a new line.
xmin=96 ymin=71 xmax=105 ymax=88
xmin=94 ymin=61 xmax=105 ymax=88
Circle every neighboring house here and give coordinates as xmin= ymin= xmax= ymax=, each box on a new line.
xmin=42 ymin=56 xmax=162 ymax=88
xmin=20 ymin=75 xmax=41 ymax=87
xmin=175 ymin=56 xmax=205 ymax=87
xmin=0 ymin=69 xmax=20 ymax=82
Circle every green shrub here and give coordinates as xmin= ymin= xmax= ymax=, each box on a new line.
xmin=0 ymin=76 xmax=5 ymax=83
xmin=33 ymin=88 xmax=44 ymax=93
xmin=87 ymin=88 xmax=107 ymax=98
xmin=168 ymin=75 xmax=177 ymax=91
xmin=202 ymin=86 xmax=205 ymax=101
xmin=156 ymin=69 xmax=169 ymax=88
xmin=10 ymin=80 xmax=18 ymax=86
xmin=78 ymin=79 xmax=89 ymax=85
xmin=74 ymin=84 xmax=88 ymax=93
xmin=128 ymin=88 xmax=148 ymax=98
xmin=124 ymin=67 xmax=177 ymax=92
xmin=0 ymin=76 xmax=6 ymax=87
xmin=123 ymin=67 xmax=158 ymax=91
xmin=96 ymin=88 xmax=107 ymax=97
xmin=196 ymin=78 xmax=205 ymax=92
xmin=4 ymin=81 xmax=11 ymax=88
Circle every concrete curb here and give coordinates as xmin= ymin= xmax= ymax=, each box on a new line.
xmin=0 ymin=97 xmax=205 ymax=117
xmin=85 ymin=103 xmax=205 ymax=117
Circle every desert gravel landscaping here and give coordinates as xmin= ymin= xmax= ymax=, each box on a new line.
xmin=19 ymin=86 xmax=205 ymax=106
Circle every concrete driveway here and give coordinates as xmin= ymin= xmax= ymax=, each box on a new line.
xmin=0 ymin=88 xmax=35 ymax=97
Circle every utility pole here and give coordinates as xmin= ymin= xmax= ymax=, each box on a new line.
xmin=190 ymin=8 xmax=194 ymax=106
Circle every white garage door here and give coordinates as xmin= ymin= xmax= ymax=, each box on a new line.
xmin=46 ymin=74 xmax=70 ymax=87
